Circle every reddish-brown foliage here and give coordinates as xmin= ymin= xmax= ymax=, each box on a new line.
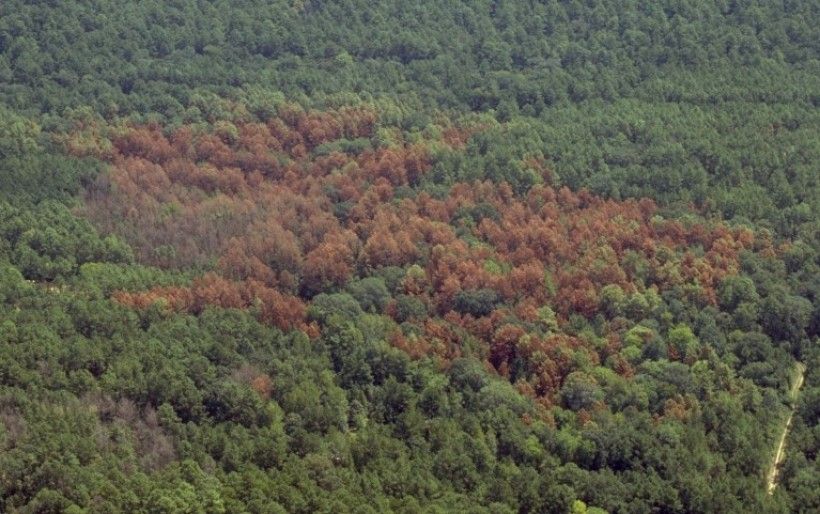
xmin=75 ymin=105 xmax=765 ymax=402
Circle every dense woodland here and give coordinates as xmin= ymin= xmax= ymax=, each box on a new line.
xmin=0 ymin=1 xmax=817 ymax=513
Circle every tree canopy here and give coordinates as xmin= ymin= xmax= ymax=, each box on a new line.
xmin=0 ymin=1 xmax=817 ymax=512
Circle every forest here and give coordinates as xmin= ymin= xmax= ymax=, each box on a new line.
xmin=0 ymin=1 xmax=817 ymax=513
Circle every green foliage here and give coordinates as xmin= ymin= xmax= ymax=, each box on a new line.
xmin=74 ymin=262 xmax=189 ymax=296
xmin=0 ymin=104 xmax=39 ymax=158
xmin=308 ymin=293 xmax=364 ymax=325
xmin=454 ymin=288 xmax=501 ymax=317
xmin=0 ymin=1 xmax=816 ymax=512
xmin=561 ymin=372 xmax=604 ymax=411
xmin=394 ymin=294 xmax=427 ymax=323
xmin=537 ymin=305 xmax=559 ymax=334
xmin=667 ymin=324 xmax=701 ymax=362
xmin=0 ymin=107 xmax=100 ymax=205
xmin=345 ymin=277 xmax=390 ymax=314
xmin=0 ymin=260 xmax=32 ymax=303
xmin=0 ymin=201 xmax=132 ymax=281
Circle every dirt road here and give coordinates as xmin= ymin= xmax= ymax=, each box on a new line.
xmin=766 ymin=363 xmax=806 ymax=495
